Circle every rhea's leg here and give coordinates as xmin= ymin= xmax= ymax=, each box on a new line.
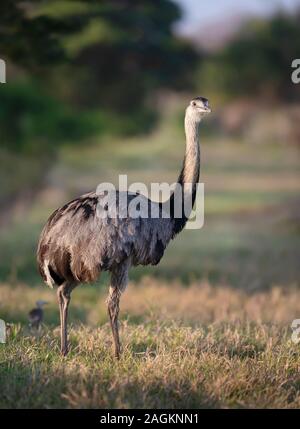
xmin=107 ymin=262 xmax=129 ymax=359
xmin=57 ymin=282 xmax=75 ymax=356
xmin=107 ymin=286 xmax=121 ymax=359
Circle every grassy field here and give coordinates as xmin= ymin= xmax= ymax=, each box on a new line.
xmin=0 ymin=101 xmax=300 ymax=408
xmin=1 ymin=280 xmax=300 ymax=408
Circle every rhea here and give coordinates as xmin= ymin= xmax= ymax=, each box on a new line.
xmin=37 ymin=97 xmax=211 ymax=357
xmin=28 ymin=300 xmax=48 ymax=330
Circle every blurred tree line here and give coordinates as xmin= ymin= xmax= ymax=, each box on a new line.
xmin=0 ymin=0 xmax=196 ymax=221
xmin=199 ymin=11 xmax=300 ymax=102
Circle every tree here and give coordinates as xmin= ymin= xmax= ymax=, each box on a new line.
xmin=199 ymin=11 xmax=300 ymax=102
xmin=0 ymin=1 xmax=197 ymax=222
xmin=0 ymin=1 xmax=196 ymax=111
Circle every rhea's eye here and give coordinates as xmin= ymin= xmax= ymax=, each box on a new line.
xmin=192 ymin=101 xmax=197 ymax=106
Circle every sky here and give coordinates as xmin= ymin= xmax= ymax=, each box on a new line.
xmin=174 ymin=0 xmax=300 ymax=36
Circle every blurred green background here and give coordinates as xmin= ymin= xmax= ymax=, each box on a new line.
xmin=0 ymin=0 xmax=300 ymax=290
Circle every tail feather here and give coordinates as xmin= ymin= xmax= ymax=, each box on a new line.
xmin=43 ymin=261 xmax=55 ymax=289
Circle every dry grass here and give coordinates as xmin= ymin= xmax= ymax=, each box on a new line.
xmin=120 ymin=278 xmax=300 ymax=325
xmin=1 ymin=280 xmax=300 ymax=408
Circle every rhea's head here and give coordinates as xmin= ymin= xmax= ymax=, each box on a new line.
xmin=185 ymin=96 xmax=211 ymax=124
xmin=36 ymin=300 xmax=48 ymax=308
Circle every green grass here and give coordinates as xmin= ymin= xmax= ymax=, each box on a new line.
xmin=1 ymin=324 xmax=299 ymax=409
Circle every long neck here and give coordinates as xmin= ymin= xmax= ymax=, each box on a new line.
xmin=179 ymin=114 xmax=201 ymax=192
xmin=169 ymin=114 xmax=201 ymax=237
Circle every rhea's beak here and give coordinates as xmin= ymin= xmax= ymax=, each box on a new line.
xmin=200 ymin=106 xmax=211 ymax=114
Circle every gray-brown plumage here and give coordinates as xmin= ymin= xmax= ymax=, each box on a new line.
xmin=37 ymin=97 xmax=211 ymax=357
xmin=28 ymin=300 xmax=48 ymax=329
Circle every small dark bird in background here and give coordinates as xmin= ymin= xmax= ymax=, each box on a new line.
xmin=28 ymin=300 xmax=48 ymax=329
